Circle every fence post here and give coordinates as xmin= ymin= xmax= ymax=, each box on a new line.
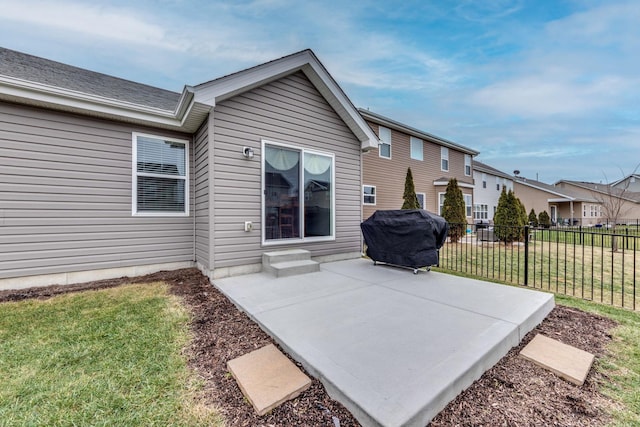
xmin=524 ymin=225 xmax=529 ymax=286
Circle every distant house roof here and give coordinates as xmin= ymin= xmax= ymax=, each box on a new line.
xmin=556 ymin=180 xmax=640 ymax=203
xmin=358 ymin=108 xmax=479 ymax=156
xmin=472 ymin=160 xmax=513 ymax=180
xmin=611 ymin=173 xmax=640 ymax=188
xmin=0 ymin=47 xmax=380 ymax=148
xmin=515 ymin=177 xmax=597 ymax=202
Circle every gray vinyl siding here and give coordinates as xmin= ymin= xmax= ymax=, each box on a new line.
xmin=194 ymin=119 xmax=210 ymax=269
xmin=212 ymin=71 xmax=362 ymax=268
xmin=0 ymin=102 xmax=194 ymax=279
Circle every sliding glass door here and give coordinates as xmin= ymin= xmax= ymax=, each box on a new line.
xmin=263 ymin=142 xmax=334 ymax=243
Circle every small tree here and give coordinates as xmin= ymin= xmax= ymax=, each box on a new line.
xmin=442 ymin=178 xmax=466 ymax=242
xmin=538 ymin=210 xmax=551 ymax=228
xmin=494 ymin=189 xmax=527 ymax=242
xmin=591 ymin=164 xmax=639 ymax=251
xmin=528 ymin=209 xmax=538 ymax=227
xmin=401 ymin=167 xmax=421 ymax=210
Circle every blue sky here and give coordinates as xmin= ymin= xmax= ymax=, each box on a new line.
xmin=1 ymin=0 xmax=638 ymax=183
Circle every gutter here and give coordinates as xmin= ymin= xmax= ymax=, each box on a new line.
xmin=0 ymin=75 xmax=200 ymax=132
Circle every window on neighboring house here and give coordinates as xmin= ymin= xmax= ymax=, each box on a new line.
xmin=482 ymin=173 xmax=487 ymax=189
xmin=474 ymin=204 xmax=488 ymax=220
xmin=464 ymin=194 xmax=472 ymax=217
xmin=378 ymin=126 xmax=391 ymax=159
xmin=583 ymin=205 xmax=587 ymax=217
xmin=438 ymin=192 xmax=445 ymax=215
xmin=464 ymin=154 xmax=471 ymax=176
xmin=410 ymin=136 xmax=423 ymax=161
xmin=363 ymin=185 xmax=376 ymax=205
xmin=494 ymin=206 xmax=497 ymax=215
xmin=133 ymin=133 xmax=188 ymax=215
xmin=441 ymin=147 xmax=449 ymax=171
xmin=417 ymin=192 xmax=426 ymax=209
xmin=496 ymin=176 xmax=500 ymax=191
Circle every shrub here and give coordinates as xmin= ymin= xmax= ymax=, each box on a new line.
xmin=494 ymin=189 xmax=527 ymax=242
xmin=539 ymin=210 xmax=551 ymax=228
xmin=401 ymin=167 xmax=421 ymax=210
xmin=442 ymin=178 xmax=466 ymax=242
xmin=528 ymin=208 xmax=538 ymax=227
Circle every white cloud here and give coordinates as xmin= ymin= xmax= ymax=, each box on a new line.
xmin=469 ymin=74 xmax=630 ymax=117
xmin=0 ymin=1 xmax=188 ymax=50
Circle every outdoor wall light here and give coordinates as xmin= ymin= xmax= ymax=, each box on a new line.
xmin=242 ymin=146 xmax=254 ymax=159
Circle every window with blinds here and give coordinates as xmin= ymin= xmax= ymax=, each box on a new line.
xmin=132 ymin=133 xmax=189 ymax=215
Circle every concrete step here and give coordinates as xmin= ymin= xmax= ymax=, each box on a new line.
xmin=262 ymin=249 xmax=311 ymax=267
xmin=264 ymin=259 xmax=320 ymax=278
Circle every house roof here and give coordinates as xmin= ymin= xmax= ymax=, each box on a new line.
xmin=514 ymin=177 xmax=598 ymax=202
xmin=472 ymin=160 xmax=513 ymax=180
xmin=0 ymin=47 xmax=181 ymax=110
xmin=0 ymin=47 xmax=379 ymax=148
xmin=433 ymin=177 xmax=475 ymax=189
xmin=556 ymin=180 xmax=640 ymax=203
xmin=194 ymin=49 xmax=378 ymax=151
xmin=358 ymin=108 xmax=479 ymax=156
xmin=0 ymin=47 xmax=208 ymax=132
xmin=611 ymin=173 xmax=640 ymax=187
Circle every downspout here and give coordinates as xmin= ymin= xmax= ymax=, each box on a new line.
xmin=192 ymin=134 xmax=196 ymax=263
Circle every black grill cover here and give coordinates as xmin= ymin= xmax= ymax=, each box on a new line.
xmin=361 ymin=210 xmax=449 ymax=269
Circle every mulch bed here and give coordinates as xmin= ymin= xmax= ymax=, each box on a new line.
xmin=0 ymin=268 xmax=620 ymax=426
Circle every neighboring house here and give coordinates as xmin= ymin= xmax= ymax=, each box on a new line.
xmin=611 ymin=174 xmax=640 ymax=192
xmin=514 ymin=177 xmax=604 ymax=226
xmin=358 ymin=109 xmax=478 ymax=221
xmin=0 ymin=47 xmax=379 ymax=289
xmin=471 ymin=160 xmax=513 ymax=224
xmin=555 ymin=180 xmax=640 ymax=224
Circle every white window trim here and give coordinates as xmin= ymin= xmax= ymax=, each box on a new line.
xmin=417 ymin=192 xmax=426 ymax=210
xmin=378 ymin=126 xmax=392 ymax=159
xmin=464 ymin=194 xmax=473 ymax=218
xmin=132 ymin=132 xmax=189 ymax=217
xmin=261 ymin=139 xmax=336 ymax=246
xmin=464 ymin=154 xmax=471 ymax=176
xmin=441 ymin=147 xmax=449 ymax=172
xmin=410 ymin=136 xmax=423 ymax=161
xmin=438 ymin=192 xmax=445 ymax=215
xmin=363 ymin=185 xmax=376 ymax=205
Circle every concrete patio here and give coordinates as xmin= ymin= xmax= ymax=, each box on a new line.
xmin=214 ymin=258 xmax=555 ymax=427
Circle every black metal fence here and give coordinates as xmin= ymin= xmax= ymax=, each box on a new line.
xmin=439 ymin=224 xmax=639 ymax=310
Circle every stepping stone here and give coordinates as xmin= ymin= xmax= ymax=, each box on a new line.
xmin=227 ymin=344 xmax=311 ymax=415
xmin=520 ymin=334 xmax=595 ymax=386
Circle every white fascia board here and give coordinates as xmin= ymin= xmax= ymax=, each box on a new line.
xmin=301 ymin=62 xmax=378 ymax=151
xmin=193 ymin=50 xmax=379 ymax=151
xmin=547 ymin=198 xmax=574 ymax=202
xmin=0 ymin=75 xmax=193 ymax=130
xmin=433 ymin=180 xmax=475 ymax=189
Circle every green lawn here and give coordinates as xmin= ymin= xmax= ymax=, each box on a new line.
xmin=0 ymin=283 xmax=223 ymax=427
xmin=440 ymin=238 xmax=640 ymax=310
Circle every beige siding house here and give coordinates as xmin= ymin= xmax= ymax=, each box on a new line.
xmin=514 ymin=178 xmax=604 ymax=226
xmin=359 ymin=109 xmax=478 ymax=221
xmin=555 ymin=180 xmax=640 ymax=225
xmin=0 ymin=47 xmax=378 ymax=289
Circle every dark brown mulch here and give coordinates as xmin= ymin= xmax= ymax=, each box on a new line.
xmin=0 ymin=268 xmax=620 ymax=426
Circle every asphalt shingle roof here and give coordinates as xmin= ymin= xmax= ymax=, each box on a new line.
xmin=0 ymin=47 xmax=181 ymax=111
